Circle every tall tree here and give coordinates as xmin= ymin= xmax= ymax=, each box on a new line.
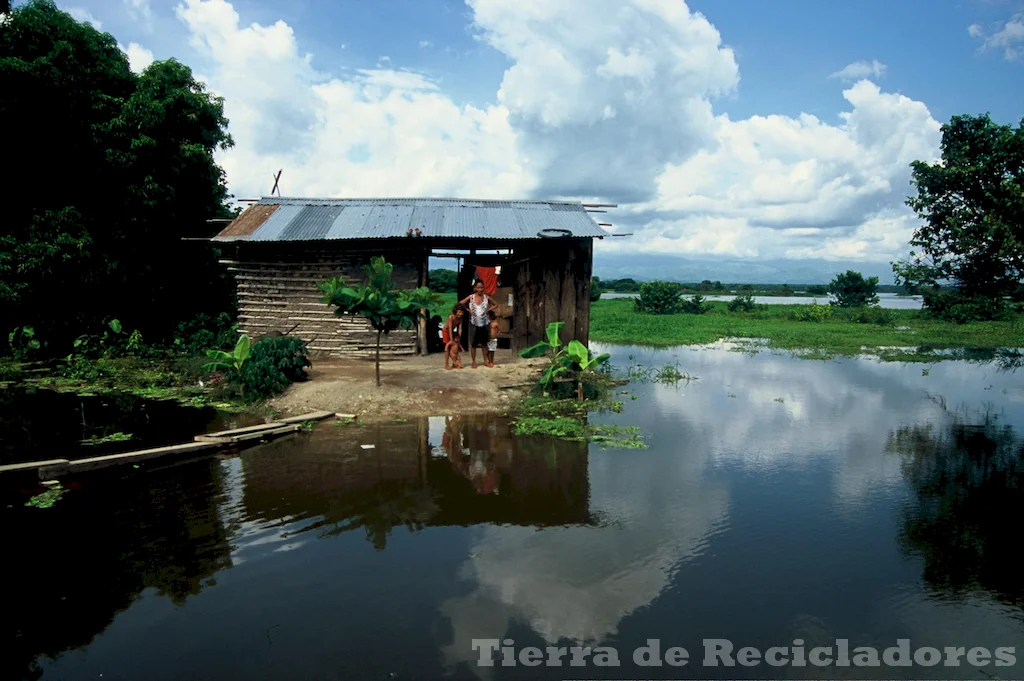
xmin=0 ymin=0 xmax=235 ymax=351
xmin=894 ymin=114 xmax=1024 ymax=306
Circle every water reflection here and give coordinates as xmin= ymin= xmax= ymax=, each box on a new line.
xmin=889 ymin=407 xmax=1024 ymax=607
xmin=239 ymin=415 xmax=593 ymax=551
xmin=0 ymin=386 xmax=263 ymax=465
xmin=3 ymin=458 xmax=233 ymax=681
xmin=7 ymin=344 xmax=1024 ymax=680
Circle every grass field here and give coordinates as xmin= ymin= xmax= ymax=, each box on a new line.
xmin=589 ymin=298 xmax=1023 ymax=359
xmin=430 ymin=292 xmax=1021 ymax=359
xmin=430 ymin=292 xmax=459 ymax=319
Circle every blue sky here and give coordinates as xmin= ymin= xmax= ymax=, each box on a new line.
xmin=26 ymin=0 xmax=1024 ymax=281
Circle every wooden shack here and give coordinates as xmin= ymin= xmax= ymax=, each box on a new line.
xmin=210 ymin=197 xmax=613 ymax=357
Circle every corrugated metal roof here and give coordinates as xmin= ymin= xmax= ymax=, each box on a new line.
xmin=217 ymin=203 xmax=279 ymax=238
xmin=213 ymin=197 xmax=609 ymax=241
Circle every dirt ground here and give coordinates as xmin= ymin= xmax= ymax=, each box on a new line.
xmin=267 ymin=349 xmax=547 ymax=421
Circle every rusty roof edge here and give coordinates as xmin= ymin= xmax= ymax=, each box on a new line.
xmin=215 ymin=203 xmax=281 ymax=239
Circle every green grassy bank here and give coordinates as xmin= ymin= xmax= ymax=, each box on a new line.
xmin=589 ymin=298 xmax=1023 ymax=358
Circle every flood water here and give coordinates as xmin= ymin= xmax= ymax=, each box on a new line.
xmin=0 ymin=387 xmax=266 ymax=466
xmin=601 ymin=292 xmax=924 ymax=309
xmin=5 ymin=343 xmax=1023 ymax=680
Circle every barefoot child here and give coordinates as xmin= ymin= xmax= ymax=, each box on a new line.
xmin=441 ymin=304 xmax=464 ymax=351
xmin=446 ymin=332 xmax=464 ymax=369
xmin=486 ymin=310 xmax=499 ymax=367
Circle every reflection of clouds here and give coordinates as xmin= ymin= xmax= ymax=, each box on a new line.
xmin=439 ymin=344 xmax=1024 ymax=678
xmin=641 ymin=348 xmax=974 ymax=511
xmin=214 ymin=457 xmax=312 ymax=567
xmin=439 ymin=446 xmax=730 ymax=675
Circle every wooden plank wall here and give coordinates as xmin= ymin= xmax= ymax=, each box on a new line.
xmin=510 ymin=239 xmax=593 ymax=352
xmin=225 ymin=243 xmax=427 ymax=358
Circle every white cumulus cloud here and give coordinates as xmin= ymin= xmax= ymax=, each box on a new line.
xmin=618 ymin=79 xmax=942 ymax=261
xmin=174 ymin=0 xmax=533 ymax=199
xmin=968 ymin=13 xmax=1024 ymax=61
xmin=156 ymin=0 xmax=944 ymax=267
xmin=467 ymin=0 xmax=740 ymax=203
xmin=119 ymin=41 xmax=155 ymax=73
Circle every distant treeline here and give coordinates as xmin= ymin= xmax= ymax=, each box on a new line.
xmin=596 ymin=278 xmax=914 ymax=296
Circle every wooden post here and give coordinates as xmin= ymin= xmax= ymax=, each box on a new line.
xmin=558 ymin=243 xmax=577 ymax=342
xmin=418 ymin=251 xmax=428 ymax=354
xmin=575 ymin=239 xmax=593 ymax=344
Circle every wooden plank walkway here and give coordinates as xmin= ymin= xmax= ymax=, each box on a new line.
xmin=0 ymin=410 xmax=335 ymax=483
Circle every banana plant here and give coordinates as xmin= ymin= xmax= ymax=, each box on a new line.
xmin=566 ymin=340 xmax=611 ymax=401
xmin=518 ymin=321 xmax=565 ymax=358
xmin=202 ymin=334 xmax=251 ymax=395
xmin=518 ymin=322 xmax=609 ymax=399
xmin=518 ymin=322 xmax=569 ymax=392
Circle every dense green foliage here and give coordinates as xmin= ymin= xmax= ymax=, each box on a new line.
xmin=603 ymin=278 xmax=641 ymax=292
xmin=895 ymin=114 xmax=1024 ymax=319
xmin=590 ymin=276 xmax=602 ymax=302
xmin=828 ymin=270 xmax=880 ymax=307
xmin=681 ymin=294 xmax=712 ymax=314
xmin=591 ymin=298 xmax=1022 ymax=359
xmin=634 ymin=281 xmax=684 ymax=314
xmin=240 ymin=336 xmax=311 ymax=399
xmin=427 ymin=268 xmax=458 ymax=293
xmin=727 ymin=293 xmax=758 ymax=312
xmin=199 ymin=333 xmax=310 ymax=400
xmin=0 ymin=1 xmax=237 ymax=356
xmin=797 ymin=300 xmax=834 ymax=322
xmin=320 ymin=256 xmax=442 ymax=386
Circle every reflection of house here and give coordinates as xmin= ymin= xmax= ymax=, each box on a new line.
xmin=237 ymin=415 xmax=593 ymax=547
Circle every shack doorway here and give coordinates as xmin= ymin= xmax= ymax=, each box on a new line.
xmin=427 ymin=248 xmax=517 ymax=354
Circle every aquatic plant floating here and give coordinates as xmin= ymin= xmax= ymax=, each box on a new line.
xmin=25 ymin=484 xmax=65 ymax=509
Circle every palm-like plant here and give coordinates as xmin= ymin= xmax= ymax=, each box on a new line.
xmin=319 ymin=256 xmax=442 ymax=386
xmin=202 ymin=333 xmax=251 ymax=394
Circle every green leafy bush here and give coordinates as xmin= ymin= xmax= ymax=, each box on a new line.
xmin=853 ymin=307 xmax=896 ymax=325
xmin=634 ymin=281 xmax=683 ymax=314
xmin=427 ymin=268 xmax=458 ymax=292
xmin=727 ymin=293 xmax=757 ymax=312
xmin=922 ymin=290 xmax=1009 ymax=323
xmin=681 ymin=294 xmax=712 ymax=314
xmin=8 ymin=326 xmax=43 ymax=360
xmin=590 ymin=276 xmax=602 ymax=302
xmin=173 ymin=312 xmax=238 ymax=355
xmin=59 ymin=355 xmax=109 ymax=382
xmin=797 ymin=300 xmax=834 ymax=323
xmin=0 ymin=360 xmax=24 ymax=382
xmin=239 ymin=336 xmax=311 ymax=399
xmin=828 ymin=270 xmax=880 ymax=307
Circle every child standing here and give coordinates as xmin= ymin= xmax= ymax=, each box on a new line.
xmin=485 ymin=310 xmax=500 ymax=367
xmin=442 ymin=304 xmax=463 ymax=348
xmin=446 ymin=332 xmax=464 ymax=369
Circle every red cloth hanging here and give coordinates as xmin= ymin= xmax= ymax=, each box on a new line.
xmin=475 ymin=266 xmax=498 ymax=295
